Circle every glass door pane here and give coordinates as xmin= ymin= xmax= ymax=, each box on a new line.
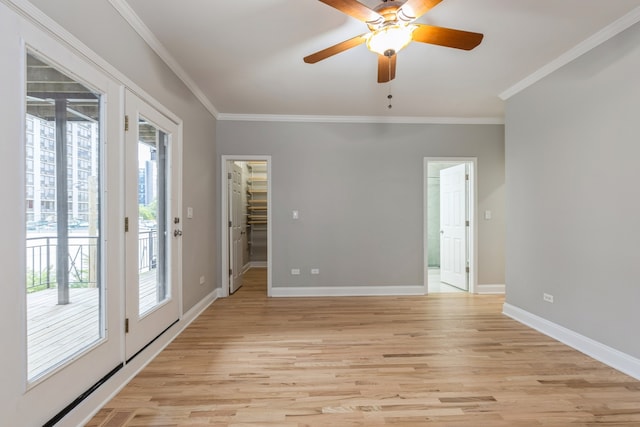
xmin=25 ymin=52 xmax=103 ymax=381
xmin=124 ymin=90 xmax=180 ymax=360
xmin=137 ymin=119 xmax=168 ymax=316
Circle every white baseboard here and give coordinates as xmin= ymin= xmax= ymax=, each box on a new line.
xmin=271 ymin=285 xmax=426 ymax=297
xmin=476 ymin=283 xmax=505 ymax=294
xmin=249 ymin=261 xmax=267 ymax=268
xmin=67 ymin=288 xmax=221 ymax=427
xmin=503 ymin=303 xmax=640 ymax=381
xmin=242 ymin=263 xmax=251 ymax=274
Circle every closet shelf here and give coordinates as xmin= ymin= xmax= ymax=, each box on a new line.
xmin=247 ymin=161 xmax=267 ymax=257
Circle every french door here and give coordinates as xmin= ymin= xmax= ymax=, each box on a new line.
xmin=124 ymin=90 xmax=181 ymax=360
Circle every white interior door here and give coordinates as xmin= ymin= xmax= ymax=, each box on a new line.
xmin=125 ymin=90 xmax=181 ymax=360
xmin=440 ymin=164 xmax=468 ymax=290
xmin=229 ymin=162 xmax=244 ymax=294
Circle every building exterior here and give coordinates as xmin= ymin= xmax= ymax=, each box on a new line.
xmin=25 ymin=114 xmax=99 ymax=225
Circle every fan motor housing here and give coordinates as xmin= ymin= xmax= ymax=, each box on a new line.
xmin=368 ymin=1 xmax=412 ymax=30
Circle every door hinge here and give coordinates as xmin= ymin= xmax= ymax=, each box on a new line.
xmin=466 ymin=220 xmax=470 ymax=227
xmin=229 ymin=268 xmax=232 ymax=276
xmin=229 ymin=220 xmax=232 ymax=227
xmin=124 ymin=115 xmax=129 ymax=132
xmin=124 ymin=216 xmax=129 ymax=232
xmin=465 ymin=174 xmax=469 ymax=181
xmin=228 ymin=172 xmax=232 ymax=179
xmin=466 ymin=266 xmax=470 ymax=273
xmin=125 ymin=318 xmax=129 ymax=333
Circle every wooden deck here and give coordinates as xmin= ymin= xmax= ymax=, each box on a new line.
xmin=27 ymin=269 xmax=159 ymax=379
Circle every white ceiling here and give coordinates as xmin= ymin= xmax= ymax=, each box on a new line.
xmin=121 ymin=0 xmax=640 ymax=122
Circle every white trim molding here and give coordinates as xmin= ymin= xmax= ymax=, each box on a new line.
xmin=3 ymin=0 xmax=182 ymax=126
xmin=500 ymin=6 xmax=640 ymax=100
xmin=217 ymin=113 xmax=504 ymax=125
xmin=271 ymin=285 xmax=426 ymax=298
xmin=476 ymin=284 xmax=505 ymax=294
xmin=503 ymin=303 xmax=640 ymax=381
xmin=107 ymin=0 xmax=219 ymax=119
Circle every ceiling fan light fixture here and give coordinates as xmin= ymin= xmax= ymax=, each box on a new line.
xmin=366 ymin=24 xmax=416 ymax=56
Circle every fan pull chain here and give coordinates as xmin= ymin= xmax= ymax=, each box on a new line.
xmin=387 ymin=58 xmax=393 ymax=109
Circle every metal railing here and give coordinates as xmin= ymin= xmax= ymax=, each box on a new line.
xmin=26 ymin=231 xmax=157 ymax=292
xmin=138 ymin=230 xmax=158 ymax=273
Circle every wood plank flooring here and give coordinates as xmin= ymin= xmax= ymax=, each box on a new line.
xmin=87 ymin=269 xmax=640 ymax=426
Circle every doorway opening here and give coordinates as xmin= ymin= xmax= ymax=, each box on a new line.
xmin=221 ymin=156 xmax=272 ymax=297
xmin=424 ymin=158 xmax=476 ymax=294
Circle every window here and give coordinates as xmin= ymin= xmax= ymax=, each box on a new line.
xmin=25 ymin=52 xmax=103 ymax=381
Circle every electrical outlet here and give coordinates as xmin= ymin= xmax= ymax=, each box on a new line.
xmin=543 ymin=293 xmax=554 ymax=303
xmin=311 ymin=268 xmax=320 ymax=275
xmin=291 ymin=268 xmax=300 ymax=275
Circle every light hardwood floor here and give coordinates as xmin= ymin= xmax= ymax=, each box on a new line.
xmin=87 ymin=269 xmax=640 ymax=426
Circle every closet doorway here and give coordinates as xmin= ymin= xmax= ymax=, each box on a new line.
xmin=424 ymin=158 xmax=476 ymax=294
xmin=221 ymin=156 xmax=272 ymax=296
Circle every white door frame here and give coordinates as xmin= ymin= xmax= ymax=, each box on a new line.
xmin=221 ymin=155 xmax=272 ymax=297
xmin=423 ymin=157 xmax=477 ymax=294
xmin=124 ymin=90 xmax=183 ymax=360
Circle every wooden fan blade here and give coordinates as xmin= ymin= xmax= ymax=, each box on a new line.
xmin=319 ymin=0 xmax=383 ymax=23
xmin=377 ymin=54 xmax=397 ymax=83
xmin=412 ymin=24 xmax=483 ymax=50
xmin=397 ymin=0 xmax=442 ymax=21
xmin=304 ymin=34 xmax=367 ymax=64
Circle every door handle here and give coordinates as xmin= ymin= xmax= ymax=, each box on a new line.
xmin=174 ymin=229 xmax=183 ymax=237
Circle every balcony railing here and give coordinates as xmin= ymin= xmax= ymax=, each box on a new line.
xmin=26 ymin=230 xmax=157 ymax=292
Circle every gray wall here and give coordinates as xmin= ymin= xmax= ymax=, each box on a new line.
xmin=505 ymin=21 xmax=640 ymax=357
xmin=217 ymin=121 xmax=505 ymax=289
xmin=29 ymin=0 xmax=218 ymax=312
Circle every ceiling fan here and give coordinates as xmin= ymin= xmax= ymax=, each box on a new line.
xmin=304 ymin=0 xmax=483 ymax=83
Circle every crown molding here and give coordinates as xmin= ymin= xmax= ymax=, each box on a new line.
xmin=217 ymin=113 xmax=504 ymax=125
xmin=500 ymin=6 xmax=640 ymax=100
xmin=108 ymin=0 xmax=220 ymax=119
